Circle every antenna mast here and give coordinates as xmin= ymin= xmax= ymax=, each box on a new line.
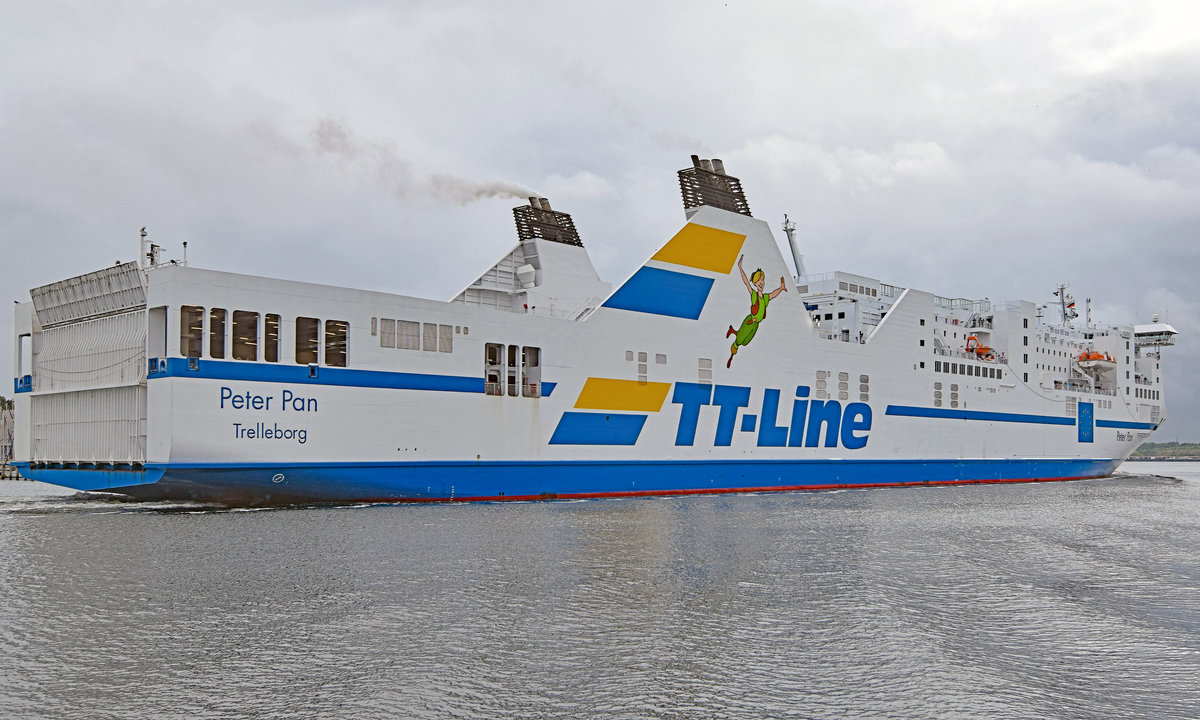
xmin=139 ymin=227 xmax=148 ymax=273
xmin=1055 ymin=283 xmax=1078 ymax=326
xmin=782 ymin=214 xmax=805 ymax=279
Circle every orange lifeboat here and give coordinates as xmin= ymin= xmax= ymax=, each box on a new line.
xmin=1077 ymin=351 xmax=1116 ymax=370
xmin=965 ymin=336 xmax=995 ymax=361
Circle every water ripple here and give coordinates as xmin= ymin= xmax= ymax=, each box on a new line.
xmin=0 ymin=469 xmax=1198 ymax=719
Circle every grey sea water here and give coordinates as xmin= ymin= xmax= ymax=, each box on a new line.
xmin=1 ymin=464 xmax=1197 ymax=720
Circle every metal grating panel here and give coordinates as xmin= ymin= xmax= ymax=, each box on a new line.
xmin=30 ymin=385 xmax=146 ymax=464
xmin=31 ymin=261 xmax=146 ymax=328
xmin=678 ymin=164 xmax=752 ymax=216
xmin=513 ymin=205 xmax=583 ymax=247
xmin=34 ymin=310 xmax=146 ymax=393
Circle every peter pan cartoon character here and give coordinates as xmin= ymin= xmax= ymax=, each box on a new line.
xmin=725 ymin=255 xmax=787 ymax=367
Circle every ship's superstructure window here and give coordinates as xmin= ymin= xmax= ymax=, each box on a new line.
xmin=380 ymin=318 xmax=396 ymax=348
xmin=399 ymin=321 xmax=420 ymax=350
xmin=264 ymin=314 xmax=280 ymax=363
xmin=209 ymin=308 xmax=227 ymax=359
xmin=181 ymin=305 xmax=204 ymax=358
xmin=484 ymin=343 xmax=542 ymax=397
xmin=296 ymin=317 xmax=320 ymax=364
xmin=485 ymin=343 xmax=503 ymax=395
xmin=232 ymin=311 xmax=258 ymax=361
xmin=325 ymin=320 xmax=348 ymax=367
xmin=378 ymin=318 xmax=449 ymax=353
xmin=522 ymin=347 xmax=541 ymax=397
xmin=507 ymin=345 xmax=519 ymax=396
xmin=698 ymin=358 xmax=712 ymax=384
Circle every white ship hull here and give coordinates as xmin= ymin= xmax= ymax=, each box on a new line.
xmin=11 ymin=158 xmax=1172 ymax=504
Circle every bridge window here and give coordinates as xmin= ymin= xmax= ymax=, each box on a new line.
xmin=325 ymin=320 xmax=348 ymax=367
xmin=209 ymin=308 xmax=227 ymax=359
xmin=232 ymin=311 xmax=258 ymax=361
xmin=181 ymin=305 xmax=204 ymax=358
xmin=296 ymin=317 xmax=319 ymax=364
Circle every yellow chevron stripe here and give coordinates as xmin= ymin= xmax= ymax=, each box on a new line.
xmin=574 ymin=378 xmax=672 ymax=412
xmin=650 ymin=223 xmax=746 ymax=274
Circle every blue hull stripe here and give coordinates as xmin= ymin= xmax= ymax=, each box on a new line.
xmin=602 ymin=266 xmax=714 ymax=320
xmin=151 ymin=357 xmax=485 ymax=393
xmin=548 ymin=412 xmax=648 ymax=445
xmin=886 ymin=405 xmax=1075 ymax=426
xmin=10 ymin=464 xmax=165 ymax=491
xmin=15 ymin=458 xmax=1119 ymax=504
xmin=1096 ymin=420 xmax=1156 ymax=430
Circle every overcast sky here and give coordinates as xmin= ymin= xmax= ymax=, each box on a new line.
xmin=3 ymin=1 xmax=1198 ymax=438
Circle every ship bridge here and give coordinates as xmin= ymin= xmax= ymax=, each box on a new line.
xmin=1133 ymin=320 xmax=1178 ymax=348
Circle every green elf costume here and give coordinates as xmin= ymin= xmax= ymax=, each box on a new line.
xmin=726 ymin=255 xmax=787 ymax=368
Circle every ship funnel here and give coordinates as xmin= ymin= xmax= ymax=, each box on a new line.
xmin=513 ymin=197 xmax=582 ymax=247
xmin=678 ymin=156 xmax=752 ymax=216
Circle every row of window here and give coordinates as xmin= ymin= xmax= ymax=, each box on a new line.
xmin=373 ymin=317 xmax=458 ymax=353
xmin=935 ymin=360 xmax=1002 ymax=380
xmin=1136 ymin=388 xmax=1160 ymax=401
xmin=484 ymin=344 xmax=542 ymax=397
xmin=180 ymin=306 xmax=348 ymax=367
xmin=838 ymin=281 xmax=878 ymax=297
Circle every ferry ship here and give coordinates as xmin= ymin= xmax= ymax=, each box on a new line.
xmin=10 ymin=157 xmax=1178 ymax=505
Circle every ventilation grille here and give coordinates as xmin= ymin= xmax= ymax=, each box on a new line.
xmin=31 ymin=261 xmax=145 ymax=328
xmin=513 ymin=198 xmax=583 ymax=247
xmin=678 ymin=156 xmax=751 ymax=216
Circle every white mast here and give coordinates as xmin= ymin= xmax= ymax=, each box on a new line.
xmin=782 ymin=214 xmax=805 ymax=279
